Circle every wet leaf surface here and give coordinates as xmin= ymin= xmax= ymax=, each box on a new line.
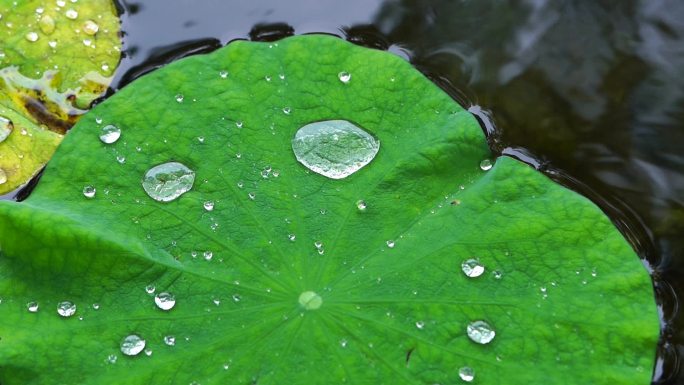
xmin=0 ymin=35 xmax=657 ymax=385
xmin=0 ymin=0 xmax=121 ymax=194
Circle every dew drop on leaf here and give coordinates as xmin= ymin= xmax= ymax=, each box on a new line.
xmin=282 ymin=107 xmax=291 ymax=115
xmin=142 ymin=162 xmax=195 ymax=202
xmin=57 ymin=301 xmax=76 ymax=317
xmin=82 ymin=185 xmax=96 ymax=199
xmin=461 ymin=258 xmax=484 ymax=278
xmin=27 ymin=301 xmax=39 ymax=313
xmin=163 ymin=335 xmax=176 ymax=346
xmin=386 ymin=240 xmax=395 ymax=248
xmin=154 ymin=292 xmax=176 ymax=311
xmin=298 ymin=291 xmax=322 ymax=310
xmin=38 ymin=15 xmax=55 ymax=34
xmin=99 ymin=124 xmax=121 ymax=144
xmin=415 ymin=320 xmax=425 ymax=330
xmin=338 ymin=71 xmax=351 ymax=83
xmin=65 ymin=9 xmax=78 ymax=19
xmin=0 ymin=168 xmax=7 ymax=185
xmin=120 ymin=334 xmax=146 ymax=356
xmin=203 ymin=201 xmax=214 ymax=211
xmin=175 ymin=94 xmax=184 ymax=103
xmin=219 ymin=70 xmax=228 ymax=78
xmin=0 ymin=115 xmax=12 ymax=143
xmin=25 ymin=32 xmax=38 ymax=42
xmin=356 ymin=200 xmax=367 ymax=211
xmin=459 ymin=366 xmax=475 ymax=382
xmin=82 ymin=20 xmax=99 ymax=35
xmin=466 ymin=320 xmax=496 ymax=344
xmin=479 ymin=159 xmax=493 ymax=171
xmin=107 ymin=354 xmax=117 ymax=364
xmin=292 ymin=120 xmax=380 ymax=179
xmin=145 ymin=284 xmax=156 ymax=294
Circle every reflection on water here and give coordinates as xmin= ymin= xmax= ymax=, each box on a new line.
xmin=10 ymin=0 xmax=684 ymax=382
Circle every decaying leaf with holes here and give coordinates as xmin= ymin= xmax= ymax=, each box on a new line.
xmin=0 ymin=0 xmax=121 ymax=194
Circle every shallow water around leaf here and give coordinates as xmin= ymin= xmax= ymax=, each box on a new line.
xmin=1 ymin=0 xmax=682 ymax=383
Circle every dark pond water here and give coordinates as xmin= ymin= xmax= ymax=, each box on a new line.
xmin=7 ymin=0 xmax=684 ymax=383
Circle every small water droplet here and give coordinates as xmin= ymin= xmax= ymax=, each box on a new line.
xmin=38 ymin=15 xmax=55 ymax=34
xmin=203 ymin=201 xmax=214 ymax=211
xmin=338 ymin=71 xmax=351 ymax=83
xmin=27 ymin=301 xmax=39 ymax=313
xmin=0 ymin=168 xmax=6 ymax=185
xmin=154 ymin=292 xmax=176 ymax=311
xmin=232 ymin=294 xmax=241 ymax=302
xmin=298 ymin=291 xmax=322 ymax=310
xmin=142 ymin=162 xmax=195 ymax=202
xmin=282 ymin=107 xmax=291 ymax=115
xmin=120 ymin=334 xmax=146 ymax=356
xmin=144 ymin=349 xmax=153 ymax=356
xmin=0 ymin=115 xmax=13 ymax=143
xmin=175 ymin=94 xmax=184 ymax=103
xmin=265 ymin=75 xmax=272 ymax=82
xmin=356 ymin=200 xmax=367 ymax=211
xmin=287 ymin=234 xmax=296 ymax=242
xmin=314 ymin=241 xmax=323 ymax=249
xmin=493 ymin=270 xmax=503 ymax=279
xmin=99 ymin=124 xmax=121 ymax=144
xmin=479 ymin=159 xmax=493 ymax=171
xmin=164 ymin=335 xmax=176 ymax=346
xmin=278 ymin=73 xmax=285 ymax=80
xmin=466 ymin=320 xmax=496 ymax=344
xmin=219 ymin=70 xmax=228 ymax=78
xmin=57 ymin=301 xmax=76 ymax=317
xmin=107 ymin=354 xmax=117 ymax=364
xmin=65 ymin=9 xmax=78 ymax=19
xmin=92 ymin=303 xmax=100 ymax=310
xmin=222 ymin=363 xmax=230 ymax=370
xmin=48 ymin=40 xmax=57 ymax=48
xmin=248 ymin=192 xmax=255 ymax=200
xmin=116 ymin=155 xmax=126 ymax=164
xmin=458 ymin=366 xmax=475 ymax=382
xmin=145 ymin=284 xmax=156 ymax=294
xmin=340 ymin=339 xmax=348 ymax=348
xmin=461 ymin=258 xmax=484 ymax=278
xmin=235 ymin=120 xmax=243 ymax=128
xmin=203 ymin=251 xmax=213 ymax=261
xmin=83 ymin=185 xmax=96 ymax=199
xmin=82 ymin=20 xmax=99 ymax=35
xmin=386 ymin=240 xmax=395 ymax=248
xmin=25 ymin=32 xmax=39 ymax=42
xmin=415 ymin=320 xmax=425 ymax=330
xmin=197 ymin=136 xmax=205 ymax=143
xmin=292 ymin=120 xmax=380 ymax=179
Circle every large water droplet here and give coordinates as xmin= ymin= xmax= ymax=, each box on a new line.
xmin=99 ymin=124 xmax=121 ymax=144
xmin=459 ymin=366 xmax=475 ymax=382
xmin=292 ymin=120 xmax=380 ymax=179
xmin=338 ymin=71 xmax=351 ymax=83
xmin=57 ymin=301 xmax=76 ymax=317
xmin=466 ymin=320 xmax=496 ymax=344
xmin=461 ymin=258 xmax=484 ymax=278
xmin=142 ymin=162 xmax=195 ymax=202
xmin=154 ymin=292 xmax=176 ymax=311
xmin=120 ymin=334 xmax=146 ymax=356
xmin=82 ymin=20 xmax=99 ymax=35
xmin=38 ymin=15 xmax=55 ymax=34
xmin=0 ymin=115 xmax=13 ymax=143
xmin=298 ymin=291 xmax=322 ymax=310
xmin=480 ymin=159 xmax=493 ymax=171
xmin=25 ymin=32 xmax=39 ymax=42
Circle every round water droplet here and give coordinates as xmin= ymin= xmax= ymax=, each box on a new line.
xmin=493 ymin=270 xmax=503 ymax=279
xmin=298 ymin=291 xmax=322 ymax=310
xmin=25 ymin=32 xmax=39 ymax=42
xmin=175 ymin=94 xmax=184 ymax=103
xmin=461 ymin=258 xmax=484 ymax=278
xmin=83 ymin=185 xmax=96 ymax=199
xmin=479 ymin=159 xmax=493 ymax=171
xmin=154 ymin=292 xmax=176 ymax=311
xmin=203 ymin=250 xmax=213 ymax=261
xmin=144 ymin=349 xmax=153 ymax=356
xmin=292 ymin=120 xmax=380 ymax=179
xmin=57 ymin=301 xmax=76 ymax=317
xmin=219 ymin=70 xmax=228 ymax=78
xmin=287 ymin=234 xmax=296 ymax=242
xmin=0 ymin=115 xmax=13 ymax=143
xmin=163 ymin=335 xmax=176 ymax=346
xmin=386 ymin=240 xmax=395 ymax=248
xmin=235 ymin=120 xmax=243 ymax=128
xmin=466 ymin=320 xmax=496 ymax=344
xmin=203 ymin=201 xmax=214 ymax=211
xmin=338 ymin=71 xmax=351 ymax=83
xmin=82 ymin=20 xmax=99 ymax=35
xmin=38 ymin=15 xmax=55 ymax=34
xmin=27 ymin=301 xmax=39 ymax=313
xmin=65 ymin=9 xmax=78 ymax=19
xmin=459 ymin=366 xmax=475 ymax=382
xmin=142 ymin=162 xmax=195 ymax=202
xmin=0 ymin=168 xmax=7 ymax=185
xmin=121 ymin=334 xmax=146 ymax=356
xmin=415 ymin=320 xmax=425 ymax=330
xmin=145 ymin=284 xmax=156 ymax=294
xmin=340 ymin=339 xmax=348 ymax=348
xmin=356 ymin=200 xmax=367 ymax=211
xmin=231 ymin=294 xmax=241 ymax=302
xmin=92 ymin=303 xmax=100 ymax=310
xmin=116 ymin=155 xmax=126 ymax=164
xmin=99 ymin=124 xmax=121 ymax=144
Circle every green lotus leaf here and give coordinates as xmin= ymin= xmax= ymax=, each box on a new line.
xmin=0 ymin=0 xmax=121 ymax=194
xmin=0 ymin=35 xmax=657 ymax=385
